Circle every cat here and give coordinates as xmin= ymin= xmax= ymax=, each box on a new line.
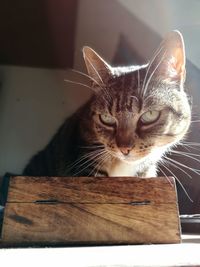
xmin=23 ymin=30 xmax=191 ymax=178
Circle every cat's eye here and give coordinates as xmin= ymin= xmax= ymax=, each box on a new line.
xmin=140 ymin=110 xmax=160 ymax=125
xmin=99 ymin=113 xmax=116 ymax=126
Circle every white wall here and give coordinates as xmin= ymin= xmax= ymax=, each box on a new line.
xmin=75 ymin=0 xmax=200 ymax=69
xmin=117 ymin=0 xmax=200 ymax=68
xmin=74 ymin=0 xmax=156 ymax=69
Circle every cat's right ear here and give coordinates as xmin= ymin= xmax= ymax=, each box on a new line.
xmin=83 ymin=46 xmax=112 ymax=87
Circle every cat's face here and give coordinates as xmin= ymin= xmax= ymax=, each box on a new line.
xmin=83 ymin=31 xmax=191 ymax=164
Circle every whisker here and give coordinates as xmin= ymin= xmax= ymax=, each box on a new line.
xmin=64 ymin=79 xmax=96 ymax=92
xmin=179 ymin=142 xmax=200 ymax=152
xmin=66 ymin=149 xmax=104 ymax=171
xmin=87 ymin=153 xmax=106 ymax=176
xmin=70 ymin=69 xmax=104 ymax=89
xmin=157 ymin=165 xmax=174 ymax=187
xmin=178 ymin=143 xmax=194 ymax=152
xmin=130 ymin=95 xmax=139 ymax=102
xmin=170 ymin=151 xmax=200 ymax=164
xmin=162 ymin=158 xmax=192 ymax=180
xmin=75 ymin=149 xmax=106 ymax=170
xmin=161 ymin=161 xmax=193 ymax=202
xmin=171 ymin=150 xmax=200 ymax=157
xmin=143 ymin=94 xmax=153 ymax=105
xmin=143 ymin=51 xmax=166 ymax=96
xmin=137 ymin=68 xmax=140 ymax=93
xmin=72 ymin=149 xmax=107 ymax=176
xmin=141 ymin=45 xmax=164 ymax=94
xmin=181 ymin=141 xmax=200 ymax=146
xmin=164 ymin=156 xmax=200 ymax=175
xmin=93 ymin=153 xmax=110 ymax=177
xmin=79 ymin=144 xmax=105 ymax=149
xmin=84 ymin=56 xmax=104 ymax=85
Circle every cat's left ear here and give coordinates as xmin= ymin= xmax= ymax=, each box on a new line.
xmin=83 ymin=46 xmax=112 ymax=87
xmin=151 ymin=30 xmax=186 ymax=85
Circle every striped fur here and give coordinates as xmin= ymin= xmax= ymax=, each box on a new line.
xmin=23 ymin=31 xmax=191 ymax=177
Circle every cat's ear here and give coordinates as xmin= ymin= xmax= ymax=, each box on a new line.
xmin=83 ymin=46 xmax=112 ymax=86
xmin=150 ymin=30 xmax=186 ymax=85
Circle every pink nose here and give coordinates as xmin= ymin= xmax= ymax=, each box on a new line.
xmin=120 ymin=147 xmax=132 ymax=155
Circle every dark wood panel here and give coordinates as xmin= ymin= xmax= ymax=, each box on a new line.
xmin=0 ymin=0 xmax=78 ymax=68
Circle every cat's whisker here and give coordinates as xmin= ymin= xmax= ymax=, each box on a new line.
xmin=64 ymin=79 xmax=97 ymax=92
xmin=73 ymin=148 xmax=105 ymax=171
xmin=143 ymin=94 xmax=153 ymax=105
xmin=70 ymin=69 xmax=104 ymax=89
xmin=178 ymin=143 xmax=194 ymax=152
xmin=157 ymin=165 xmax=174 ymax=187
xmin=107 ymin=150 xmax=119 ymax=159
xmin=130 ymin=95 xmax=139 ymax=102
xmin=72 ymin=149 xmax=108 ymax=176
xmin=137 ymin=68 xmax=140 ymax=93
xmin=141 ymin=45 xmax=164 ymax=95
xmin=66 ymin=149 xmax=105 ymax=171
xmin=161 ymin=158 xmax=192 ymax=179
xmin=170 ymin=150 xmax=200 ymax=164
xmin=164 ymin=156 xmax=200 ymax=175
xmin=143 ymin=52 xmax=167 ymax=97
xmin=160 ymin=160 xmax=193 ymax=202
xmin=85 ymin=56 xmax=104 ymax=84
xmin=93 ymin=153 xmax=110 ymax=177
xmin=75 ymin=149 xmax=106 ymax=169
xmin=97 ymin=153 xmax=110 ymax=176
xmin=179 ymin=142 xmax=200 ymax=152
xmin=181 ymin=141 xmax=200 ymax=146
xmin=79 ymin=144 xmax=105 ymax=150
xmin=171 ymin=150 xmax=200 ymax=157
xmin=66 ymin=153 xmax=96 ymax=172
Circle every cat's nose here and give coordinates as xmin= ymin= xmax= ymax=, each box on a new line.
xmin=120 ymin=147 xmax=132 ymax=156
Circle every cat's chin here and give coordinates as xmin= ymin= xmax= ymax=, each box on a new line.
xmin=108 ymin=150 xmax=151 ymax=164
xmin=118 ymin=149 xmax=165 ymax=165
xmin=118 ymin=155 xmax=148 ymax=165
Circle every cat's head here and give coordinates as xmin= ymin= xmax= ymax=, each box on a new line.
xmin=82 ymin=31 xmax=191 ymax=164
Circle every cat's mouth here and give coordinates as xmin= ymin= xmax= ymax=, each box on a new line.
xmin=108 ymin=149 xmax=151 ymax=163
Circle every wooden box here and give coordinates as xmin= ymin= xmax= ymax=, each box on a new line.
xmin=0 ymin=176 xmax=181 ymax=246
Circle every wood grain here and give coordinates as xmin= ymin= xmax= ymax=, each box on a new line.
xmin=0 ymin=176 xmax=181 ymax=245
xmin=2 ymin=203 xmax=180 ymax=244
xmin=7 ymin=176 xmax=177 ymax=203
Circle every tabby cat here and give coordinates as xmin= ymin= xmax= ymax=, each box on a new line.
xmin=23 ymin=31 xmax=191 ymax=177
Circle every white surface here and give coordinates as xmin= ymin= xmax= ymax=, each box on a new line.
xmin=1 ymin=243 xmax=200 ymax=267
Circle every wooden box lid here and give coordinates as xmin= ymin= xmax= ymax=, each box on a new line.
xmin=0 ymin=176 xmax=181 ymax=246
